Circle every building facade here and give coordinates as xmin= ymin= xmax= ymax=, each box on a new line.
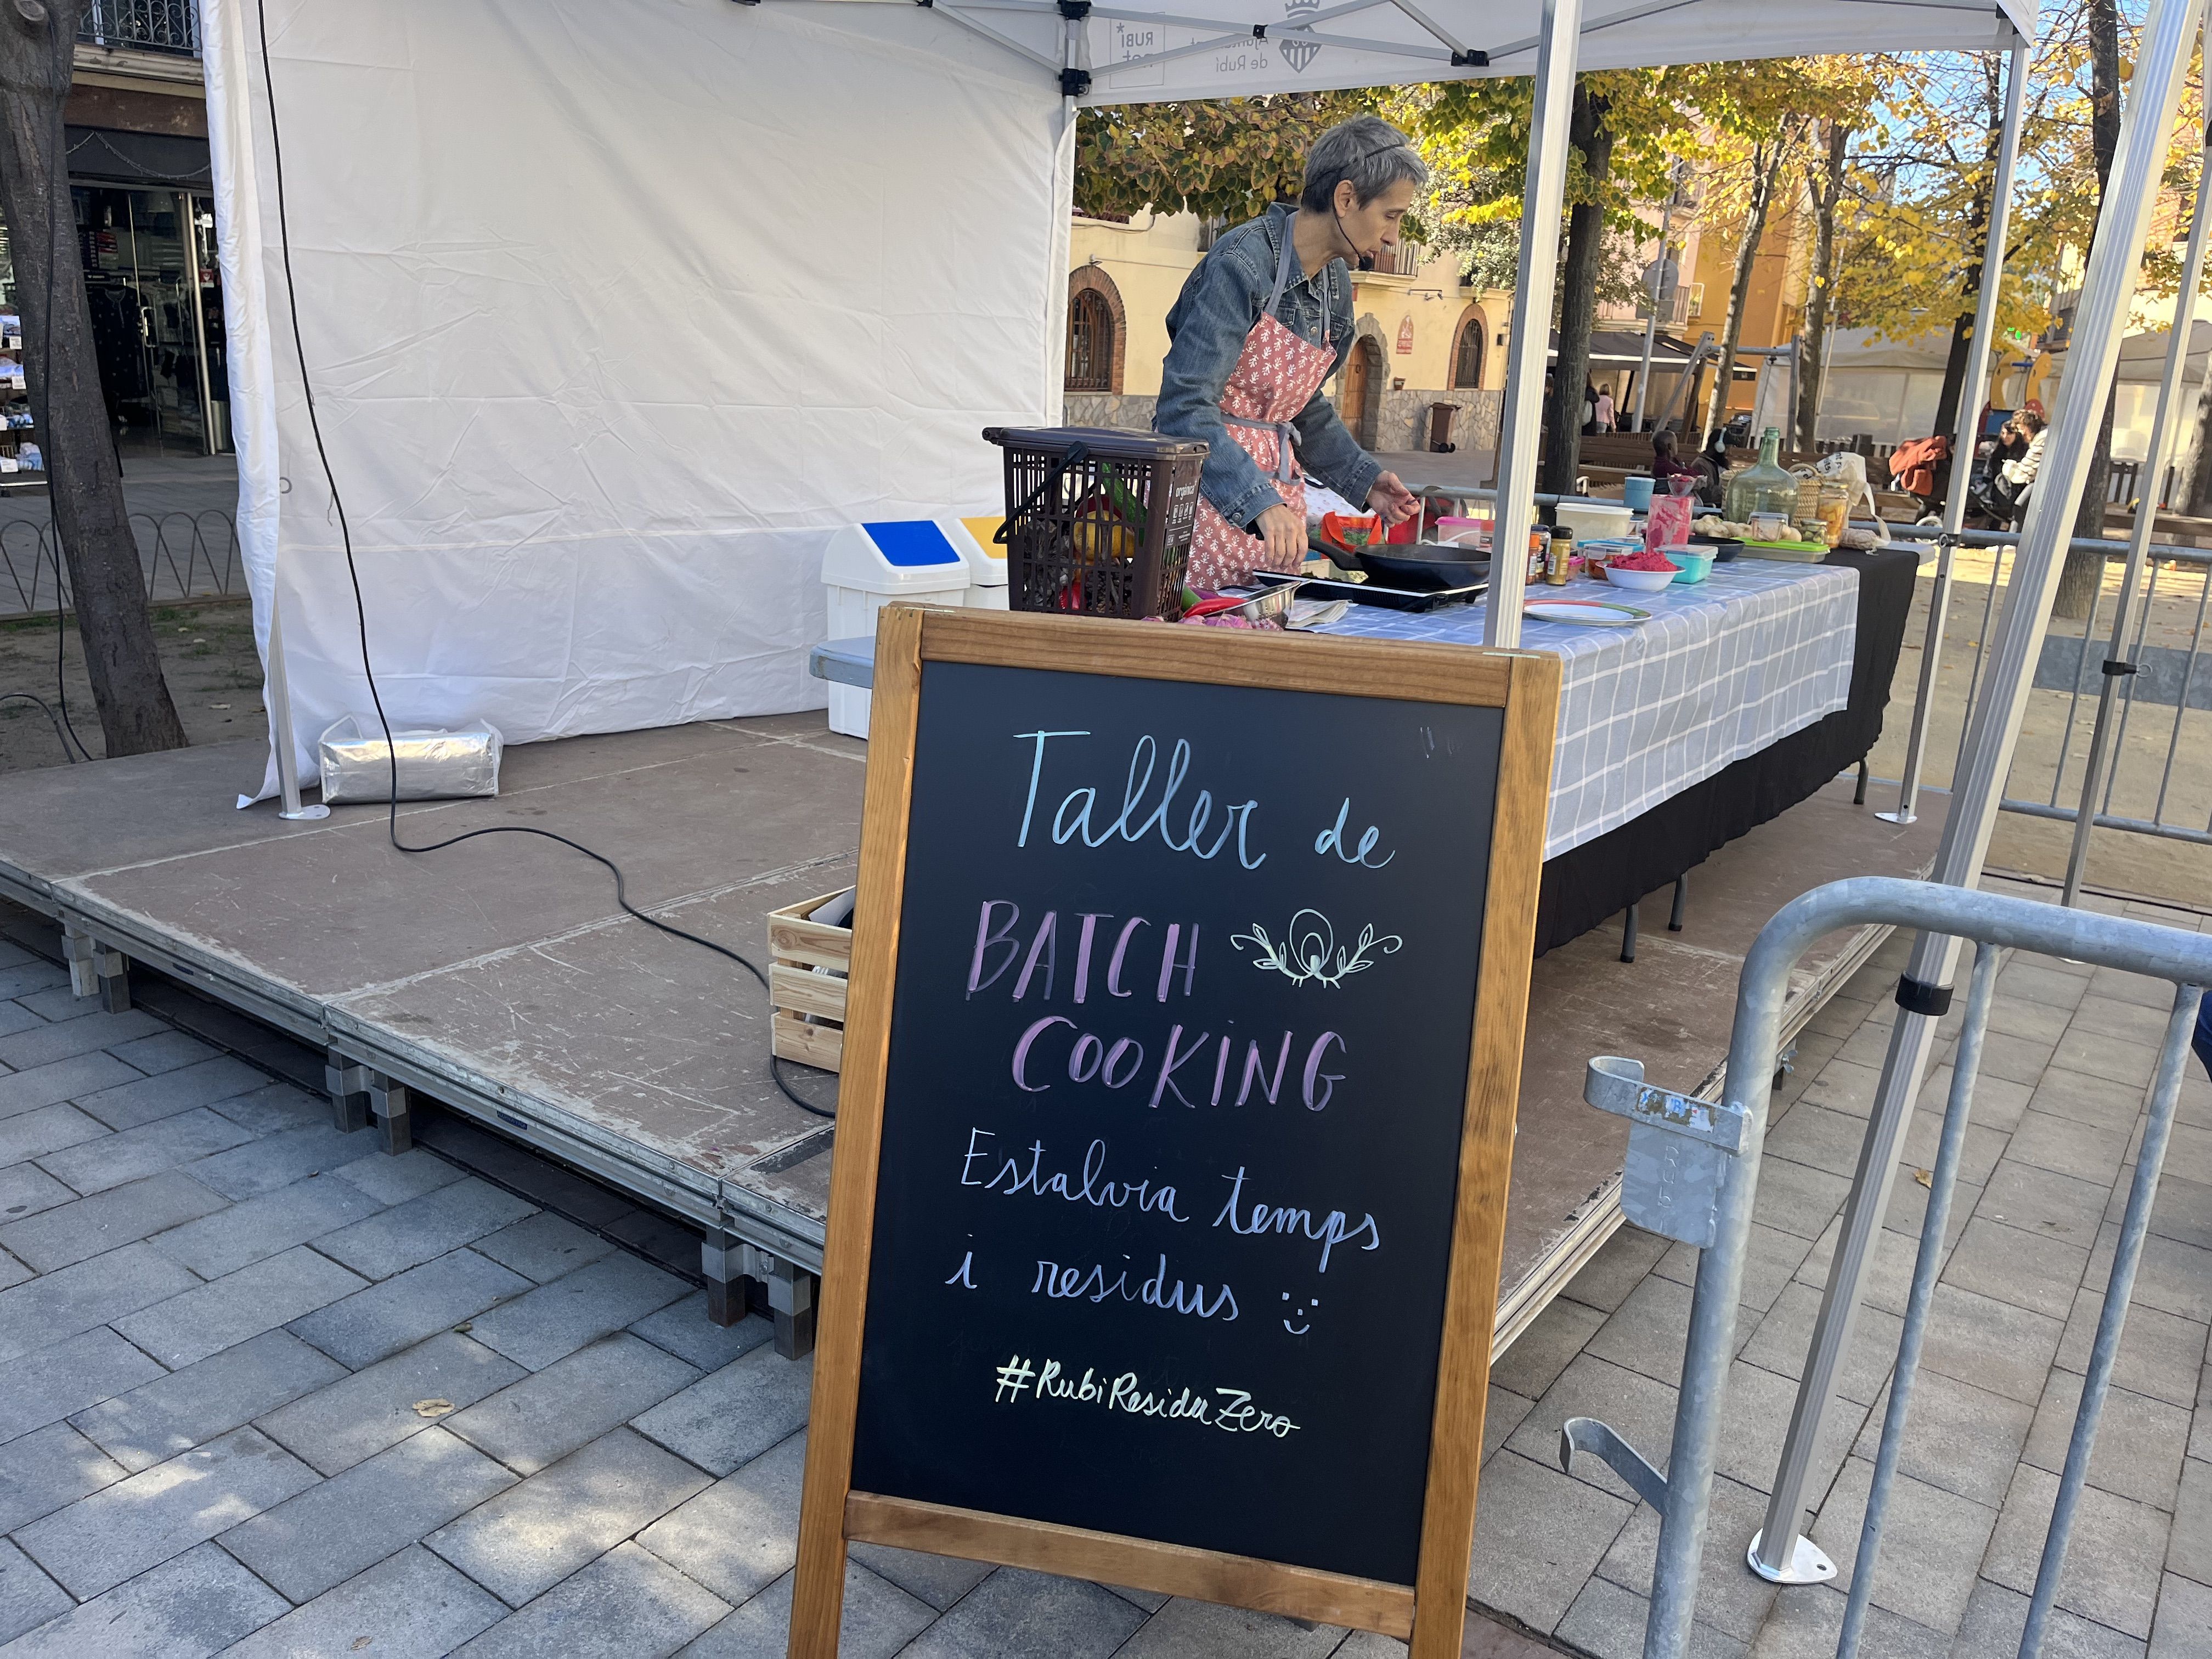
xmin=0 ymin=3 xmax=224 ymax=464
xmin=1062 ymin=209 xmax=1510 ymax=459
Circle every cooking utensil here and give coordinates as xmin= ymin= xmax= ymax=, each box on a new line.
xmin=1344 ymin=545 xmax=1493 ymax=590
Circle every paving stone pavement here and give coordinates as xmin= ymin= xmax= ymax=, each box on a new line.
xmin=0 ymin=913 xmax=1558 ymax=1658
xmin=2 ymin=887 xmax=2198 ymax=1656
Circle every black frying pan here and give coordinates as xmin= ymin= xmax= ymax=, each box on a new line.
xmin=1344 ymin=545 xmax=1494 ymax=590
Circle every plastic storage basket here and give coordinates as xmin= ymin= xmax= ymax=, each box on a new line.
xmin=982 ymin=426 xmax=1207 ymax=620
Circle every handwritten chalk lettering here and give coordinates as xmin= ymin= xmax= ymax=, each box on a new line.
xmin=969 ymin=905 xmax=1199 ymax=1004
xmin=959 ymin=1131 xmax=1189 ymax=1221
xmin=1009 ymin=1019 xmax=1344 ymax=1109
xmin=946 ymin=1251 xmax=978 ymax=1289
xmin=1314 ymin=798 xmax=1396 ymax=869
xmin=1212 ymin=1166 xmax=1382 ymax=1271
xmin=1013 ymin=731 xmax=1267 ymax=869
xmin=991 ymin=1355 xmax=1301 ymax=1437
xmin=1030 ymin=1253 xmax=1239 ymax=1319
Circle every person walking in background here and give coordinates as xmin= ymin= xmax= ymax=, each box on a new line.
xmin=1594 ymin=386 xmax=1616 ymax=434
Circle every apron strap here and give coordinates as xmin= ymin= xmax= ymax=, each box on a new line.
xmin=1265 ymin=213 xmax=1301 ymax=319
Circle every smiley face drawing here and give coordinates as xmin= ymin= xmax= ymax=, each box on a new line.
xmin=1280 ymin=1291 xmax=1318 ymax=1335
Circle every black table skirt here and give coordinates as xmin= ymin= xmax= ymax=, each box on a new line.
xmin=1533 ymin=546 xmax=1920 ymax=955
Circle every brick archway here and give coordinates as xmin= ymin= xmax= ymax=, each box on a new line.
xmin=1066 ymin=266 xmax=1127 ymax=394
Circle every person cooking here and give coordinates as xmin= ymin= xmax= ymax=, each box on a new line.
xmin=1154 ymin=115 xmax=1426 ymax=590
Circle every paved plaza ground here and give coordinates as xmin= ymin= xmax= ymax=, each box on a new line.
xmin=0 ymin=882 xmax=2200 ymax=1656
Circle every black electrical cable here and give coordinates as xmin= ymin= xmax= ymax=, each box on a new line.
xmin=252 ymin=2 xmax=832 ymax=1120
xmin=0 ymin=691 xmax=79 ymax=763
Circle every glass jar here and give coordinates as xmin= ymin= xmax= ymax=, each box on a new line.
xmin=1817 ymin=479 xmax=1850 ymax=546
xmin=1723 ymin=427 xmax=1800 ymax=526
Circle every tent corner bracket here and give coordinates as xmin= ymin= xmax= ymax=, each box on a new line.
xmin=1451 ymin=47 xmax=1487 ymax=65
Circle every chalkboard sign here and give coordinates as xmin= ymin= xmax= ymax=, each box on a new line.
xmin=793 ymin=607 xmax=1559 ymax=1658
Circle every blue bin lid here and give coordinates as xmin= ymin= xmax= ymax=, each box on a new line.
xmin=863 ymin=520 xmax=962 ymax=568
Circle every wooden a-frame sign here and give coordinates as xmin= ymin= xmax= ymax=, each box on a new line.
xmin=791 ymin=606 xmax=1560 ymax=1658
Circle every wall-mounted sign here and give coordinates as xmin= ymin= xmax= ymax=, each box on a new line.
xmin=1396 ymin=317 xmax=1415 ymax=355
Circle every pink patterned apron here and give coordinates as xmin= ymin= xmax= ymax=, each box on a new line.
xmin=1186 ymin=218 xmax=1344 ymax=591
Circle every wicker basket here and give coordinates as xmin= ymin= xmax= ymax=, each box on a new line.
xmin=983 ymin=426 xmax=1207 ymax=619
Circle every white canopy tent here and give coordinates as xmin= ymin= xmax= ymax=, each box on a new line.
xmin=210 ymin=0 xmax=2036 ymax=810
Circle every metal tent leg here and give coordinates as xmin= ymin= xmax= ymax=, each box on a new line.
xmin=1753 ymin=0 xmax=2209 ymax=1585
xmin=1482 ymin=0 xmax=1584 ymax=650
xmin=1880 ymin=37 xmax=2030 ymax=830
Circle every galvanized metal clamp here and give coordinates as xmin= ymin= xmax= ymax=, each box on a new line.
xmin=1560 ymin=1058 xmax=1754 ymax=1520
xmin=1583 ymin=1056 xmax=1747 ymax=1251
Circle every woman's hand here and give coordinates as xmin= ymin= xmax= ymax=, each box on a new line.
xmin=1253 ymin=502 xmax=1307 ymax=565
xmin=1368 ymin=472 xmax=1420 ymax=525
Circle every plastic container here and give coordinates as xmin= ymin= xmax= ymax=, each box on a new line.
xmin=821 ymin=520 xmax=975 ymax=738
xmin=1622 ymin=476 xmax=1655 ymax=511
xmin=1665 ymin=549 xmax=1715 ymax=584
xmin=1552 ymin=499 xmax=1634 ymax=543
xmin=1644 ymin=473 xmax=1697 ymax=552
xmin=983 ymin=426 xmax=1206 ymax=619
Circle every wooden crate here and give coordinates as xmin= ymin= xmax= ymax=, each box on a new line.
xmin=768 ymin=888 xmax=854 ymax=1072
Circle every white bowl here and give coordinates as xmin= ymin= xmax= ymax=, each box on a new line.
xmin=1604 ymin=563 xmax=1677 ymax=592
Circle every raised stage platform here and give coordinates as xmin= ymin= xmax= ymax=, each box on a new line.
xmin=0 ymin=714 xmax=1942 ymax=1357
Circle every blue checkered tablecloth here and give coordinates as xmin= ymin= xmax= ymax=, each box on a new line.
xmin=1317 ymin=558 xmax=1860 ymax=858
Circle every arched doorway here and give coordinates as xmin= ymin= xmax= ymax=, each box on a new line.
xmin=1342 ymin=336 xmax=1383 ymax=449
xmin=1451 ymin=308 xmax=1486 ymax=390
xmin=1065 ymin=267 xmax=1126 ymax=394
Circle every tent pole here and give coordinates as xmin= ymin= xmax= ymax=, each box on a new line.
xmin=1752 ymin=0 xmax=2206 ymax=1589
xmin=1877 ymin=36 xmax=2030 ymax=828
xmin=2059 ymin=132 xmax=2212 ymax=905
xmin=264 ymin=581 xmax=326 ymax=821
xmin=1483 ymin=0 xmax=1585 ymax=648
xmin=1630 ymin=168 xmax=1682 ymax=433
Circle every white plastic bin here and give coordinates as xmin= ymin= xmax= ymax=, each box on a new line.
xmin=821 ymin=520 xmax=973 ymax=738
xmin=958 ymin=516 xmax=1008 ymax=610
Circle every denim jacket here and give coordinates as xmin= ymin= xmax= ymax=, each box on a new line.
xmin=1154 ymin=205 xmax=1382 ymax=531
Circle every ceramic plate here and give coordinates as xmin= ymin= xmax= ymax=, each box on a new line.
xmin=1524 ymin=600 xmax=1650 ymax=627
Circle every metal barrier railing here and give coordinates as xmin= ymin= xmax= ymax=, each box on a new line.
xmin=0 ymin=511 xmax=241 ymax=618
xmin=1872 ymin=523 xmax=2212 ymax=881
xmin=78 ymin=0 xmax=199 ymax=55
xmin=1562 ymin=876 xmax=2212 ymax=1659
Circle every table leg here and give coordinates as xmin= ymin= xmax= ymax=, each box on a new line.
xmin=1621 ymin=901 xmax=1639 ymax=964
xmin=1669 ymin=874 xmax=1689 ymax=933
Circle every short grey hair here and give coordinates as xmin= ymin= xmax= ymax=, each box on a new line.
xmin=1300 ymin=115 xmax=1429 ymax=213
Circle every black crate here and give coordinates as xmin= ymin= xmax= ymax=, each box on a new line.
xmin=983 ymin=426 xmax=1207 ymax=620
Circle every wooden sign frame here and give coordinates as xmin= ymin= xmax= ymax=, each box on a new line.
xmin=791 ymin=606 xmax=1561 ymax=1658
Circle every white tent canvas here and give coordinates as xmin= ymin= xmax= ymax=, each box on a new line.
xmin=205 ymin=0 xmax=1073 ymax=794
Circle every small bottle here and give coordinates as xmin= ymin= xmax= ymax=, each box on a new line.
xmin=1528 ymin=526 xmax=1549 ymax=585
xmin=1545 ymin=527 xmax=1573 ymax=585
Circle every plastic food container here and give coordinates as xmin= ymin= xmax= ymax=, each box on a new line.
xmin=1665 ymin=549 xmax=1715 ymax=584
xmin=1551 ymin=499 xmax=1635 ymax=544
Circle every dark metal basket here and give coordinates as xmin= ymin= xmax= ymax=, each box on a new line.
xmin=983 ymin=426 xmax=1207 ymax=620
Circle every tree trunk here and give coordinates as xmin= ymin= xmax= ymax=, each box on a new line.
xmin=0 ymin=0 xmax=185 ymax=755
xmin=1795 ymin=119 xmax=1847 ymax=455
xmin=2055 ymin=0 xmax=2124 ymax=620
xmin=1702 ymin=137 xmax=1790 ymax=445
xmin=1930 ymin=57 xmax=2006 ymax=452
xmin=1541 ymin=82 xmax=1612 ymax=496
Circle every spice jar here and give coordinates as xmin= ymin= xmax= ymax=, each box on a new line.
xmin=1816 ymin=479 xmax=1850 ymax=547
